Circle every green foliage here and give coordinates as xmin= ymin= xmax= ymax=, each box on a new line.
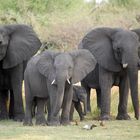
xmin=109 ymin=0 xmax=140 ymax=8
xmin=0 ymin=0 xmax=85 ymax=14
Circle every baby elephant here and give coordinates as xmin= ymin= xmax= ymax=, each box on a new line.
xmin=70 ymin=85 xmax=87 ymax=121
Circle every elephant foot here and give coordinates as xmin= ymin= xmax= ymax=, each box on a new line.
xmin=47 ymin=116 xmax=60 ymax=126
xmin=80 ymin=116 xmax=84 ymax=121
xmin=87 ymin=109 xmax=91 ymax=114
xmin=116 ymin=114 xmax=131 ymax=120
xmin=0 ymin=113 xmax=9 ymax=120
xmin=135 ymin=112 xmax=139 ymax=120
xmin=80 ymin=117 xmax=84 ymax=121
xmin=36 ymin=117 xmax=46 ymax=126
xmin=14 ymin=113 xmax=25 ymax=122
xmin=61 ymin=117 xmax=70 ymax=126
xmin=23 ymin=119 xmax=33 ymax=126
xmin=87 ymin=107 xmax=91 ymax=113
xmin=61 ymin=120 xmax=70 ymax=126
xmin=100 ymin=114 xmax=111 ymax=120
xmin=9 ymin=114 xmax=14 ymax=120
xmin=47 ymin=121 xmax=60 ymax=126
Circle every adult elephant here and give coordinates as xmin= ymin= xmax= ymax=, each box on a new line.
xmin=23 ymin=50 xmax=96 ymax=126
xmin=0 ymin=24 xmax=41 ymax=121
xmin=79 ymin=27 xmax=140 ymax=120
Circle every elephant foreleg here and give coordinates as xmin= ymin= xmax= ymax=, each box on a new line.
xmin=0 ymin=90 xmax=9 ymax=120
xmin=47 ymin=85 xmax=60 ymax=126
xmin=116 ymin=74 xmax=130 ymax=120
xmin=9 ymin=90 xmax=14 ymax=119
xmin=74 ymin=102 xmax=84 ymax=121
xmin=61 ymin=85 xmax=73 ymax=125
xmin=69 ymin=102 xmax=74 ymax=121
xmin=11 ymin=64 xmax=24 ymax=121
xmin=99 ymin=67 xmax=113 ymax=120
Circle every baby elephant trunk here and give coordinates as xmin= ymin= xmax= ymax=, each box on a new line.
xmin=83 ymin=97 xmax=87 ymax=115
xmin=80 ymin=94 xmax=87 ymax=115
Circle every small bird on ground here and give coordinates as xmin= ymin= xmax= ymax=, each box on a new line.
xmin=83 ymin=124 xmax=97 ymax=130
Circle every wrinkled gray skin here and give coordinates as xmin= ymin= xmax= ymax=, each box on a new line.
xmin=0 ymin=24 xmax=41 ymax=121
xmin=79 ymin=27 xmax=140 ymax=120
xmin=70 ymin=85 xmax=87 ymax=121
xmin=81 ymin=64 xmax=101 ymax=112
xmin=23 ymin=50 xmax=96 ymax=126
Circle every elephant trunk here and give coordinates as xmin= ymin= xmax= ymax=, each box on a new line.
xmin=53 ymin=78 xmax=65 ymax=117
xmin=128 ymin=67 xmax=139 ymax=119
xmin=122 ymin=52 xmax=139 ymax=119
xmin=80 ymin=94 xmax=87 ymax=115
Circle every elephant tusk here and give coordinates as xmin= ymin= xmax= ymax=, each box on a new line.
xmin=122 ymin=63 xmax=128 ymax=68
xmin=51 ymin=79 xmax=55 ymax=85
xmin=67 ymin=79 xmax=71 ymax=84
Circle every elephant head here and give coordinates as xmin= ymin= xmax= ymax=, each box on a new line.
xmin=36 ymin=50 xmax=96 ymax=118
xmin=79 ymin=27 xmax=140 ymax=119
xmin=0 ymin=24 xmax=41 ymax=68
xmin=73 ymin=86 xmax=87 ymax=115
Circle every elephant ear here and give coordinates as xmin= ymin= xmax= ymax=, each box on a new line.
xmin=78 ymin=27 xmax=122 ymax=72
xmin=131 ymin=29 xmax=140 ymax=58
xmin=69 ymin=49 xmax=97 ymax=84
xmin=3 ymin=24 xmax=41 ymax=69
xmin=36 ymin=50 xmax=59 ymax=80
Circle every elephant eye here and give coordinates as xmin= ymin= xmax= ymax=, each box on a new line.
xmin=68 ymin=66 xmax=72 ymax=70
xmin=116 ymin=47 xmax=121 ymax=53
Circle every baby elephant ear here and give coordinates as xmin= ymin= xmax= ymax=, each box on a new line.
xmin=69 ymin=49 xmax=97 ymax=84
xmin=36 ymin=50 xmax=59 ymax=78
xmin=3 ymin=24 xmax=41 ymax=69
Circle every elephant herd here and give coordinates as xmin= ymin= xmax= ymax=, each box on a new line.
xmin=0 ymin=24 xmax=139 ymax=126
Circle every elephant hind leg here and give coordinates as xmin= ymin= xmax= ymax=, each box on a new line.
xmin=23 ymin=95 xmax=33 ymax=126
xmin=35 ymin=98 xmax=46 ymax=126
xmin=81 ymin=84 xmax=91 ymax=113
xmin=96 ymin=88 xmax=101 ymax=109
xmin=9 ymin=90 xmax=14 ymax=119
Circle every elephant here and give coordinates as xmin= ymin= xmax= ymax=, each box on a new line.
xmin=78 ymin=27 xmax=140 ymax=120
xmin=0 ymin=24 xmax=41 ymax=121
xmin=70 ymin=85 xmax=87 ymax=121
xmin=23 ymin=49 xmax=96 ymax=126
